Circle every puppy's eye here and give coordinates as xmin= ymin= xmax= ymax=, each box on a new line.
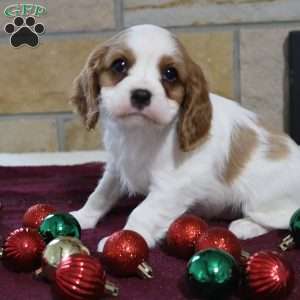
xmin=111 ymin=58 xmax=128 ymax=74
xmin=162 ymin=67 xmax=178 ymax=82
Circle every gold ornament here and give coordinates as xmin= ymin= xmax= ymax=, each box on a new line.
xmin=36 ymin=236 xmax=89 ymax=280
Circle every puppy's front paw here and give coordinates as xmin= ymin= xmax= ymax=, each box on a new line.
xmin=229 ymin=218 xmax=268 ymax=240
xmin=97 ymin=236 xmax=109 ymax=253
xmin=70 ymin=209 xmax=99 ymax=230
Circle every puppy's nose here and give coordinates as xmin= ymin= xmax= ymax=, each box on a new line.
xmin=130 ymin=89 xmax=152 ymax=110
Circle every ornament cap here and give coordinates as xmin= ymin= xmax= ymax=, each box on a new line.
xmin=240 ymin=250 xmax=250 ymax=264
xmin=279 ymin=234 xmax=295 ymax=251
xmin=34 ymin=267 xmax=43 ymax=278
xmin=0 ymin=247 xmax=3 ymax=259
xmin=137 ymin=261 xmax=153 ymax=279
xmin=104 ymin=280 xmax=119 ymax=297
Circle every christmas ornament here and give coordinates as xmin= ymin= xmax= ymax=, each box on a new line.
xmin=38 ymin=236 xmax=90 ymax=280
xmin=23 ymin=203 xmax=56 ymax=229
xmin=245 ymin=251 xmax=293 ymax=299
xmin=187 ymin=249 xmax=240 ymax=299
xmin=55 ymin=254 xmax=118 ymax=299
xmin=38 ymin=213 xmax=81 ymax=244
xmin=166 ymin=214 xmax=208 ymax=259
xmin=195 ymin=227 xmax=242 ymax=261
xmin=280 ymin=208 xmax=300 ymax=251
xmin=1 ymin=227 xmax=45 ymax=272
xmin=103 ymin=230 xmax=153 ymax=278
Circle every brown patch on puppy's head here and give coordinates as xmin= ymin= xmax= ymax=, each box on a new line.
xmin=172 ymin=39 xmax=212 ymax=152
xmin=159 ymin=55 xmax=185 ymax=105
xmin=100 ymin=46 xmax=135 ymax=87
xmin=70 ymin=35 xmax=135 ymax=130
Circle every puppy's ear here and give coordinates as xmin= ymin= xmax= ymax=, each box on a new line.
xmin=177 ymin=59 xmax=212 ymax=152
xmin=70 ymin=45 xmax=107 ymax=130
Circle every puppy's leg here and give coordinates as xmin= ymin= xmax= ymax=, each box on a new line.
xmin=97 ymin=189 xmax=189 ymax=251
xmin=246 ymin=209 xmax=297 ymax=229
xmin=230 ymin=202 xmax=298 ymax=239
xmin=71 ymin=167 xmax=123 ymax=229
xmin=229 ymin=218 xmax=268 ymax=239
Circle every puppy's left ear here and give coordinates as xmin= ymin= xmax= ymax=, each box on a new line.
xmin=177 ymin=59 xmax=212 ymax=152
xmin=70 ymin=45 xmax=107 ymax=130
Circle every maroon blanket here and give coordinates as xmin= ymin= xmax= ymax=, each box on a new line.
xmin=0 ymin=163 xmax=299 ymax=300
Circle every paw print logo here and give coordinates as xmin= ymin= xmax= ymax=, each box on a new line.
xmin=4 ymin=16 xmax=45 ymax=48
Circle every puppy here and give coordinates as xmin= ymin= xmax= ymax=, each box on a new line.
xmin=70 ymin=24 xmax=300 ymax=251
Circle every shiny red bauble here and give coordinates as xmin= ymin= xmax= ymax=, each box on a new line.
xmin=166 ymin=214 xmax=208 ymax=259
xmin=195 ymin=227 xmax=242 ymax=261
xmin=3 ymin=227 xmax=45 ymax=272
xmin=55 ymin=254 xmax=118 ymax=300
xmin=245 ymin=251 xmax=293 ymax=299
xmin=23 ymin=203 xmax=56 ymax=229
xmin=103 ymin=230 xmax=152 ymax=278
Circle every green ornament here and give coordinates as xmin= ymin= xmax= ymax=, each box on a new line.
xmin=38 ymin=213 xmax=81 ymax=244
xmin=290 ymin=208 xmax=300 ymax=245
xmin=187 ymin=249 xmax=240 ymax=300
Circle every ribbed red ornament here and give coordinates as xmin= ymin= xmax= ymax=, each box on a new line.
xmin=3 ymin=227 xmax=45 ymax=272
xmin=23 ymin=204 xmax=56 ymax=229
xmin=195 ymin=227 xmax=242 ymax=261
xmin=55 ymin=254 xmax=117 ymax=299
xmin=55 ymin=254 xmax=115 ymax=300
xmin=103 ymin=230 xmax=152 ymax=278
xmin=166 ymin=214 xmax=208 ymax=259
xmin=245 ymin=251 xmax=293 ymax=299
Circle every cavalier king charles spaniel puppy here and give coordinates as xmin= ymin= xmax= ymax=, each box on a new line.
xmin=70 ymin=24 xmax=300 ymax=251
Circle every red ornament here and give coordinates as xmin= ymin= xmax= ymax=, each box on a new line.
xmin=195 ymin=227 xmax=242 ymax=261
xmin=166 ymin=214 xmax=208 ymax=259
xmin=103 ymin=230 xmax=152 ymax=278
xmin=23 ymin=204 xmax=56 ymax=229
xmin=245 ymin=251 xmax=293 ymax=299
xmin=2 ymin=227 xmax=45 ymax=272
xmin=55 ymin=254 xmax=118 ymax=300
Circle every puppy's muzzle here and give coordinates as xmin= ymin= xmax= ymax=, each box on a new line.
xmin=130 ymin=89 xmax=152 ymax=110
